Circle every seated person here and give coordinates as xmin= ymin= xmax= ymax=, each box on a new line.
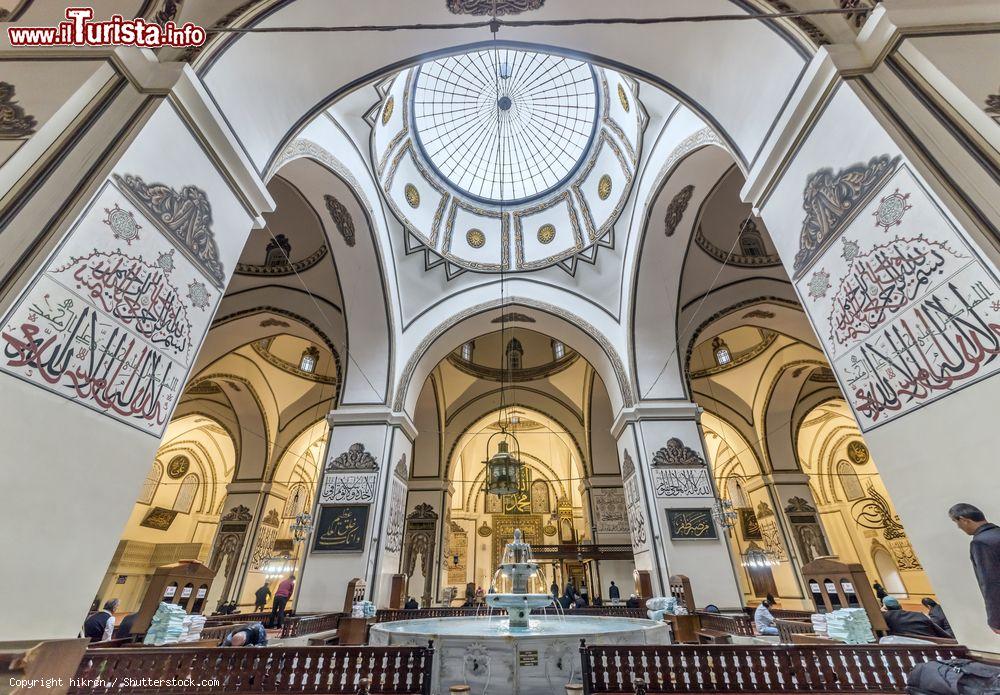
xmin=83 ymin=599 xmax=119 ymax=642
xmin=921 ymin=598 xmax=954 ymax=637
xmin=404 ymin=596 xmax=419 ymax=610
xmin=116 ymin=613 xmax=138 ymax=639
xmin=881 ymin=597 xmax=952 ymax=639
xmin=625 ymin=594 xmax=642 ymax=608
xmin=573 ymin=593 xmax=587 ymax=609
xmin=558 ymin=593 xmax=572 ymax=610
xmin=221 ymin=622 xmax=268 ymax=647
xmin=754 ymin=598 xmax=779 ymax=636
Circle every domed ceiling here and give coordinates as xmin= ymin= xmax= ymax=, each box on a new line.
xmin=370 ymin=47 xmax=646 ymax=277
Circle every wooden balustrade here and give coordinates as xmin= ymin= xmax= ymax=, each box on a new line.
xmin=579 ymin=642 xmax=969 ymax=694
xmin=71 ymin=644 xmax=434 ymax=694
xmin=204 ymin=611 xmax=281 ymax=626
xmin=280 ymin=612 xmax=343 ymax=639
xmin=743 ymin=607 xmax=815 ymax=621
xmin=374 ymin=606 xmax=647 ymax=623
xmin=776 ymin=619 xmax=818 ymax=643
xmin=695 ymin=612 xmax=755 ymax=637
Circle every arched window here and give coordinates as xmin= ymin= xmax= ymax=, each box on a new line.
xmin=727 ymin=478 xmax=749 ymax=508
xmin=551 ymin=340 xmax=565 ymax=360
xmin=283 ymin=484 xmax=308 ymax=518
xmin=837 ymin=460 xmax=865 ymax=501
xmin=299 ymin=346 xmax=319 ymax=373
xmin=739 ymin=220 xmax=767 ymax=257
xmin=712 ymin=336 xmax=731 ymax=366
xmin=530 ymin=480 xmax=551 ymax=514
xmin=139 ymin=461 xmax=162 ymax=504
xmin=172 ymin=473 xmax=199 ymax=514
xmin=506 ymin=338 xmax=524 ymax=370
xmin=264 ymin=233 xmax=291 ymax=266
xmin=461 ymin=341 xmax=475 ymax=361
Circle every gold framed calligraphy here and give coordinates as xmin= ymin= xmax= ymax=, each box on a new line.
xmin=666 ymin=508 xmax=718 ymax=541
xmin=312 ymin=504 xmax=368 ymax=553
xmin=319 ymin=471 xmax=378 ymax=504
xmin=739 ymin=508 xmax=762 ymax=540
xmin=140 ymin=506 xmax=178 ymax=531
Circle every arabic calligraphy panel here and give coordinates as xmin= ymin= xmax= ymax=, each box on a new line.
xmin=666 ymin=508 xmax=718 ymax=540
xmin=312 ymin=504 xmax=368 ymax=553
xmin=795 ymin=165 xmax=1000 ymax=431
xmin=0 ymin=181 xmax=219 ymax=436
xmin=384 ymin=478 xmax=406 ymax=555
xmin=652 ymin=468 xmax=713 ymax=498
xmin=592 ymin=487 xmax=629 ymax=534
xmin=319 ymin=471 xmax=378 ymax=504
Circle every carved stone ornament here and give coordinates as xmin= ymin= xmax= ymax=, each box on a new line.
xmin=408 ymin=503 xmax=438 ymax=521
xmin=792 ymin=155 xmax=900 ymax=278
xmin=328 ymin=442 xmax=378 ymax=471
xmin=262 ymin=508 xmax=280 ymax=527
xmin=112 ymin=174 xmax=225 ymax=287
xmin=755 ymin=501 xmax=774 ymax=519
xmin=663 ymin=184 xmax=694 ymax=237
xmin=621 ymin=450 xmax=635 ymax=479
xmin=395 ymin=453 xmax=408 ymax=480
xmin=324 ymin=194 xmax=356 ymax=247
xmin=446 ymin=0 xmax=544 ymax=15
xmin=651 ymin=438 xmax=706 ymax=467
xmin=785 ymin=496 xmax=816 ymax=514
xmin=491 ymin=312 xmax=535 ymax=324
xmin=0 ymin=81 xmax=38 ymax=138
xmin=221 ymin=505 xmax=253 ymax=522
xmin=154 ymin=0 xmax=182 ymax=25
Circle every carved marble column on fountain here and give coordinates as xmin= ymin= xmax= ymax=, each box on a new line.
xmin=485 ymin=529 xmax=555 ymax=628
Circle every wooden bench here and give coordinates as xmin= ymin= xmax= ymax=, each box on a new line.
xmin=306 ymin=629 xmax=340 ymax=646
xmin=578 ymin=640 xmax=969 ymax=694
xmin=694 ymin=611 xmax=755 ymax=642
xmin=280 ymin=611 xmax=342 ymax=638
xmin=70 ymin=644 xmax=435 ymax=694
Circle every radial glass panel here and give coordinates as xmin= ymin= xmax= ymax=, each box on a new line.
xmin=412 ymin=48 xmax=598 ymax=204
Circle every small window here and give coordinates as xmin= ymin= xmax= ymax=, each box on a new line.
xmin=739 ymin=220 xmax=767 ymax=258
xmin=139 ymin=461 xmax=162 ymax=504
xmin=173 ymin=473 xmax=199 ymax=514
xmin=461 ymin=341 xmax=474 ymax=361
xmin=506 ymin=338 xmax=524 ymax=370
xmin=712 ymin=336 xmax=731 ymax=366
xmin=299 ymin=346 xmax=319 ymax=373
xmin=837 ymin=460 xmax=865 ymax=501
xmin=264 ymin=234 xmax=292 ymax=266
xmin=551 ymin=340 xmax=565 ymax=360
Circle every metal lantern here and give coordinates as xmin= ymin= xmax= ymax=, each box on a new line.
xmin=484 ymin=430 xmax=527 ymax=497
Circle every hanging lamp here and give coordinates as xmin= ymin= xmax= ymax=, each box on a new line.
xmin=484 ymin=428 xmax=527 ymax=497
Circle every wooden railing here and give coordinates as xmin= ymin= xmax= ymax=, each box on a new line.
xmin=695 ymin=611 xmax=755 ymax=637
xmin=204 ymin=611 xmax=282 ymax=626
xmin=374 ymin=606 xmax=647 ymax=623
xmin=70 ymin=644 xmax=434 ymax=694
xmin=743 ymin=606 xmax=815 ymax=621
xmin=280 ymin=612 xmax=343 ymax=639
xmin=777 ymin=618 xmax=817 ymax=642
xmin=579 ymin=642 xmax=969 ymax=694
xmin=530 ymin=544 xmax=634 ymax=560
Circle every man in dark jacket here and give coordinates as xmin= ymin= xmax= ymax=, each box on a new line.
xmin=221 ymin=622 xmax=268 ymax=647
xmin=404 ymin=596 xmax=419 ymax=610
xmin=608 ymin=581 xmax=621 ymax=602
xmin=921 ymin=598 xmax=954 ymax=637
xmin=82 ymin=599 xmax=119 ymax=642
xmin=882 ymin=597 xmax=952 ymax=639
xmin=949 ymin=503 xmax=1000 ymax=634
xmin=254 ymin=582 xmax=271 ymax=612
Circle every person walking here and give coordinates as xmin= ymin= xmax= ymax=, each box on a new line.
xmin=270 ymin=574 xmax=295 ymax=629
xmin=608 ymin=581 xmax=621 ymax=603
xmin=254 ymin=581 xmax=271 ymax=612
xmin=949 ymin=503 xmax=1000 ymax=634
xmin=82 ymin=599 xmax=119 ymax=642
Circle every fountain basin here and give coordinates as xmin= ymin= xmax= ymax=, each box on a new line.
xmin=369 ymin=615 xmax=670 ymax=695
xmin=484 ymin=593 xmax=554 ymax=627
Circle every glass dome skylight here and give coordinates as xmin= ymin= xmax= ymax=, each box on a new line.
xmin=412 ymin=49 xmax=598 ymax=205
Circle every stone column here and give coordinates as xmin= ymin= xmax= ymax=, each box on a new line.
xmin=616 ymin=402 xmax=743 ymax=609
xmin=0 ymin=49 xmax=271 ymax=640
xmin=586 ymin=475 xmax=633 ymax=602
xmin=295 ymin=406 xmax=414 ymax=612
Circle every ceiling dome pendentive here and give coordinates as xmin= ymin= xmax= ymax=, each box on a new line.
xmin=369 ymin=47 xmax=646 ymax=278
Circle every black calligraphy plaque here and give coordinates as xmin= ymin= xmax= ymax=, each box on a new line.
xmin=312 ymin=504 xmax=368 ymax=553
xmin=666 ymin=508 xmax=718 ymax=541
xmin=739 ymin=508 xmax=762 ymax=540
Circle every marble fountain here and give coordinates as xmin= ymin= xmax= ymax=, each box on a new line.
xmin=369 ymin=529 xmax=669 ymax=694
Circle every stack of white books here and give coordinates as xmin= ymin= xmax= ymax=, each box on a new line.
xmin=143 ymin=602 xmax=188 ymax=645
xmin=824 ymin=608 xmax=875 ymax=644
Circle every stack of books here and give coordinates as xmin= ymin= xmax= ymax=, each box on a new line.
xmin=810 ymin=613 xmax=828 ymax=636
xmin=143 ymin=602 xmax=188 ymax=645
xmin=824 ymin=608 xmax=875 ymax=644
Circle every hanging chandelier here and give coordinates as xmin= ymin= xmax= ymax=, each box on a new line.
xmin=484 ymin=429 xmax=528 ymax=497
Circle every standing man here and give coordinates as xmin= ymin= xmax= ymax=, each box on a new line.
xmin=254 ymin=581 xmax=271 ymax=612
xmin=948 ymin=503 xmax=1000 ymax=634
xmin=270 ymin=573 xmax=295 ymax=629
xmin=608 ymin=581 xmax=621 ymax=603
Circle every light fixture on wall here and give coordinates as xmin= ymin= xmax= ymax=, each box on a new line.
xmin=290 ymin=512 xmax=314 ymax=544
xmin=712 ymin=498 xmax=737 ymax=531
